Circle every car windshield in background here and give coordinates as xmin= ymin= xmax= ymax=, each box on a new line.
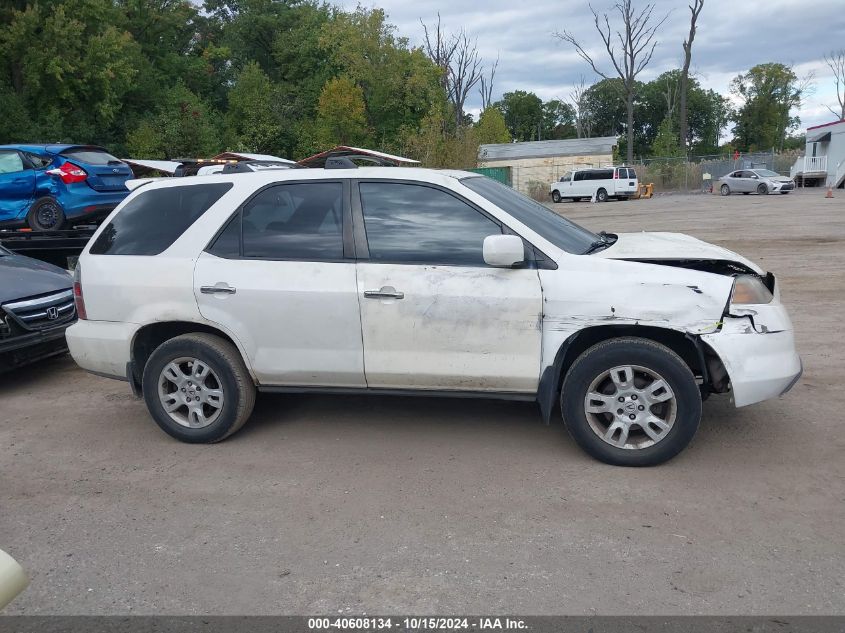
xmin=755 ymin=169 xmax=781 ymax=178
xmin=461 ymin=176 xmax=598 ymax=254
xmin=60 ymin=148 xmax=122 ymax=165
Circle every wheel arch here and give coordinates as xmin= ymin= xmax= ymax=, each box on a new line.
xmin=536 ymin=324 xmax=726 ymax=424
xmin=130 ymin=321 xmax=255 ymax=392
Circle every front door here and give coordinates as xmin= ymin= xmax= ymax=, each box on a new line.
xmin=194 ymin=180 xmax=366 ymax=387
xmin=0 ymin=150 xmax=35 ymax=222
xmin=354 ymin=180 xmax=543 ymax=393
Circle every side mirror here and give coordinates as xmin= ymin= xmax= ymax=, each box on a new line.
xmin=483 ymin=234 xmax=525 ymax=268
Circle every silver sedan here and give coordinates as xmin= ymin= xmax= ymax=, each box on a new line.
xmin=719 ymin=169 xmax=795 ymax=195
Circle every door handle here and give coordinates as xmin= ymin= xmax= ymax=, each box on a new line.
xmin=364 ymin=286 xmax=404 ymax=300
xmin=201 ymin=284 xmax=236 ymax=295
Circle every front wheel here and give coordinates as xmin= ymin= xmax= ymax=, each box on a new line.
xmin=757 ymin=183 xmax=768 ymax=195
xmin=142 ymin=333 xmax=256 ymax=443
xmin=551 ymin=190 xmax=562 ymax=203
xmin=596 ymin=188 xmax=608 ymax=202
xmin=560 ymin=337 xmax=702 ymax=466
xmin=720 ymin=184 xmax=731 ymax=196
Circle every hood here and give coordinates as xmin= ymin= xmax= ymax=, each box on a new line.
xmin=0 ymin=252 xmax=72 ymax=305
xmin=595 ymin=231 xmax=764 ymax=275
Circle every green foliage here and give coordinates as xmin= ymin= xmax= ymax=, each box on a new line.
xmin=225 ymin=62 xmax=283 ymax=153
xmin=542 ymin=100 xmax=576 ymax=139
xmin=307 ymin=76 xmax=371 ymax=152
xmin=494 ymin=90 xmax=543 ymax=141
xmin=126 ymin=81 xmax=220 ymax=158
xmin=731 ymin=63 xmax=805 ymax=151
xmin=650 ymin=117 xmax=683 ymax=158
xmin=401 ymin=103 xmax=479 ymax=168
xmin=475 ymin=108 xmax=510 ymax=145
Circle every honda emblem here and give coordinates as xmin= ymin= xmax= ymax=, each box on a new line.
xmin=46 ymin=306 xmax=59 ymax=320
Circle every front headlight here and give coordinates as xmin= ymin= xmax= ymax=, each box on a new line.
xmin=731 ymin=274 xmax=773 ymax=305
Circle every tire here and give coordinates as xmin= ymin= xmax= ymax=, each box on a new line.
xmin=596 ymin=188 xmax=608 ymax=202
xmin=26 ymin=197 xmax=65 ymax=231
xmin=142 ymin=333 xmax=256 ymax=443
xmin=560 ymin=337 xmax=701 ymax=466
xmin=552 ymin=190 xmax=562 ymax=203
xmin=720 ymin=184 xmax=731 ymax=196
xmin=757 ymin=183 xmax=768 ymax=195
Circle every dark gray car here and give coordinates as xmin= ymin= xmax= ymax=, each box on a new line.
xmin=719 ymin=169 xmax=795 ymax=196
xmin=0 ymin=244 xmax=76 ymax=370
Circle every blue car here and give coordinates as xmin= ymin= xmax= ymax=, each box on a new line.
xmin=0 ymin=144 xmax=133 ymax=231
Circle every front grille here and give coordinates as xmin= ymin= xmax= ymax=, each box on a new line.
xmin=780 ymin=182 xmax=794 ymax=191
xmin=2 ymin=289 xmax=75 ymax=331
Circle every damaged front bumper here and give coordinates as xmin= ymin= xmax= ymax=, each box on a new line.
xmin=701 ymin=303 xmax=801 ymax=407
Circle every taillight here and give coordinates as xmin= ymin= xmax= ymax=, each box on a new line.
xmin=73 ymin=264 xmax=87 ymax=320
xmin=46 ymin=162 xmax=88 ymax=184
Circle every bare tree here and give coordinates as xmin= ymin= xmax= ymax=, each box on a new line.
xmin=479 ymin=54 xmax=499 ymax=110
xmin=569 ymin=75 xmax=593 ymax=138
xmin=824 ymin=49 xmax=845 ymax=120
xmin=679 ymin=0 xmax=704 ymax=151
xmin=555 ymin=0 xmax=670 ymax=163
xmin=421 ymin=16 xmax=483 ymax=130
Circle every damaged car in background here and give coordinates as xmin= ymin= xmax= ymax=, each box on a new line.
xmin=65 ymin=168 xmax=801 ymax=466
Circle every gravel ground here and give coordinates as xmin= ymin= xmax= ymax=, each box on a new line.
xmin=1 ymin=188 xmax=844 ymax=615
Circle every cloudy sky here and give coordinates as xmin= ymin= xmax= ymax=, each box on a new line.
xmin=341 ymin=0 xmax=845 ymax=133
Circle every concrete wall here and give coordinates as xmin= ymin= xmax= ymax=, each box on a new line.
xmin=478 ymin=154 xmax=613 ymax=194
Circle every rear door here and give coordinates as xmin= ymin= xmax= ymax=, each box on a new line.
xmin=354 ymin=180 xmax=543 ymax=392
xmin=194 ymin=180 xmax=366 ymax=387
xmin=58 ymin=147 xmax=133 ymax=191
xmin=0 ymin=150 xmax=36 ymax=221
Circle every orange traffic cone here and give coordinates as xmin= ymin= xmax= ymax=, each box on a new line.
xmin=826 ymin=186 xmax=834 ymax=198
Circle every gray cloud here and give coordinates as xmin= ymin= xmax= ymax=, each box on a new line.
xmin=343 ymin=0 xmax=845 ymax=130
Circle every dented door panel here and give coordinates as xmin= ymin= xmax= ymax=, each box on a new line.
xmin=357 ymin=263 xmax=543 ymax=391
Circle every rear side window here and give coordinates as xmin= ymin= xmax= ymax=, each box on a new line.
xmin=208 ymin=182 xmax=345 ymax=260
xmin=90 ymin=183 xmax=232 ymax=255
xmin=61 ymin=148 xmax=122 ymax=165
xmin=0 ymin=151 xmax=25 ymax=174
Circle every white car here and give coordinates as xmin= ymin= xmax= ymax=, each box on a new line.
xmin=66 ymin=167 xmax=801 ymax=466
xmin=550 ymin=166 xmax=639 ymax=203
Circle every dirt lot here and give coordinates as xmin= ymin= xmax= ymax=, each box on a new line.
xmin=1 ymin=189 xmax=844 ymax=615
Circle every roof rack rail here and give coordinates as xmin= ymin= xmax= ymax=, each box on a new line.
xmin=322 ymin=154 xmax=398 ymax=169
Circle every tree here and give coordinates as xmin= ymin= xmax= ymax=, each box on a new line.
xmin=495 ymin=90 xmax=544 ymax=141
xmin=731 ymin=63 xmax=810 ymax=151
xmin=126 ymin=81 xmax=220 ymax=158
xmin=421 ymin=15 xmax=483 ymax=130
xmin=555 ymin=0 xmax=669 ymax=163
xmin=479 ymin=55 xmax=499 ymax=110
xmin=310 ymin=76 xmax=370 ymax=149
xmin=570 ymin=76 xmax=592 ymax=138
xmin=225 ymin=62 xmax=283 ymax=154
xmin=475 ymin=108 xmax=510 ymax=145
xmin=679 ymin=0 xmax=704 ymax=151
xmin=824 ymin=49 xmax=845 ymax=120
xmin=582 ymin=78 xmax=627 ymax=139
xmin=542 ymin=100 xmax=577 ymax=139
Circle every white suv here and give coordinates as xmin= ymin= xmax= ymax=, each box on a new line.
xmin=550 ymin=166 xmax=639 ymax=203
xmin=66 ymin=167 xmax=801 ymax=466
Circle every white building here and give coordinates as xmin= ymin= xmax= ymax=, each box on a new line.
xmin=790 ymin=120 xmax=845 ymax=189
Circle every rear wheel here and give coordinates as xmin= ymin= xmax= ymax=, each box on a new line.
xmin=26 ymin=197 xmax=65 ymax=231
xmin=560 ymin=337 xmax=701 ymax=466
xmin=757 ymin=183 xmax=768 ymax=195
xmin=551 ymin=190 xmax=562 ymax=203
xmin=720 ymin=184 xmax=731 ymax=196
xmin=142 ymin=333 xmax=255 ymax=443
xmin=596 ymin=188 xmax=608 ymax=202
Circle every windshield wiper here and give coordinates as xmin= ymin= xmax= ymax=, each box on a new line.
xmin=582 ymin=231 xmax=617 ymax=254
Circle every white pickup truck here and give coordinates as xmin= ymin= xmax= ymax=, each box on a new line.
xmin=66 ymin=167 xmax=800 ymax=466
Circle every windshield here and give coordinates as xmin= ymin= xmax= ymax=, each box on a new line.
xmin=461 ymin=176 xmax=598 ymax=254
xmin=754 ymin=169 xmax=781 ymax=178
